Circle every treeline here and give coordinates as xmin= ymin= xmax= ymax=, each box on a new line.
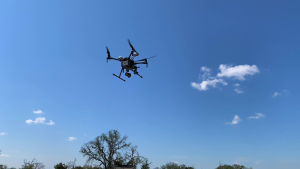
xmin=0 ymin=161 xmax=253 ymax=169
xmin=0 ymin=130 xmax=253 ymax=169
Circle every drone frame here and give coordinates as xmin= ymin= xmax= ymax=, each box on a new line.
xmin=106 ymin=39 xmax=155 ymax=82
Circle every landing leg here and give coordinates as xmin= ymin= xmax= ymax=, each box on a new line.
xmin=113 ymin=68 xmax=125 ymax=82
xmin=137 ymin=74 xmax=143 ymax=78
xmin=133 ymin=69 xmax=143 ymax=78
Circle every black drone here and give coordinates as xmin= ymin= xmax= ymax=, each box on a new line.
xmin=106 ymin=39 xmax=156 ymax=82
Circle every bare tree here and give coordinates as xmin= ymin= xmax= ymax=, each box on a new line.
xmin=80 ymin=130 xmax=131 ymax=169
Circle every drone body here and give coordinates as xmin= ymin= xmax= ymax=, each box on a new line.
xmin=106 ymin=39 xmax=156 ymax=82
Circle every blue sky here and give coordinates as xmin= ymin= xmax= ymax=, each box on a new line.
xmin=0 ymin=0 xmax=300 ymax=168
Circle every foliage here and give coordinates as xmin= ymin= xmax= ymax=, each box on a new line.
xmin=216 ymin=163 xmax=252 ymax=169
xmin=80 ymin=130 xmax=146 ymax=169
xmin=155 ymin=162 xmax=194 ymax=169
xmin=21 ymin=159 xmax=45 ymax=169
xmin=54 ymin=163 xmax=68 ymax=169
xmin=141 ymin=158 xmax=152 ymax=169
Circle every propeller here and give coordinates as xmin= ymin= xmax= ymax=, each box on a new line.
xmin=136 ymin=55 xmax=157 ymax=67
xmin=128 ymin=39 xmax=139 ymax=56
xmin=136 ymin=55 xmax=157 ymax=61
xmin=106 ymin=47 xmax=111 ymax=62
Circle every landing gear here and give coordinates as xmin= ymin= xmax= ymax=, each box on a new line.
xmin=133 ymin=70 xmax=143 ymax=78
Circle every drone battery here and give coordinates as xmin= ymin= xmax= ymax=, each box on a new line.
xmin=121 ymin=60 xmax=131 ymax=68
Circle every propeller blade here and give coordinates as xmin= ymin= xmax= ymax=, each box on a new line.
xmin=128 ymin=39 xmax=137 ymax=53
xmin=106 ymin=47 xmax=111 ymax=62
xmin=106 ymin=47 xmax=110 ymax=56
xmin=136 ymin=55 xmax=157 ymax=61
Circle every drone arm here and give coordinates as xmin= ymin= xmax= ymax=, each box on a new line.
xmin=107 ymin=57 xmax=121 ymax=62
xmin=134 ymin=60 xmax=148 ymax=67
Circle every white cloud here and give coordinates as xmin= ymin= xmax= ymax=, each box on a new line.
xmin=26 ymin=117 xmax=45 ymax=124
xmin=33 ymin=110 xmax=43 ymax=114
xmin=173 ymin=161 xmax=179 ymax=164
xmin=26 ymin=117 xmax=55 ymax=125
xmin=247 ymin=113 xmax=265 ymax=119
xmin=226 ymin=115 xmax=241 ymax=125
xmin=234 ymin=89 xmax=244 ymax=94
xmin=192 ymin=66 xmax=227 ymax=91
xmin=217 ymin=64 xmax=259 ymax=80
xmin=272 ymin=92 xmax=281 ymax=97
xmin=0 ymin=133 xmax=7 ymax=136
xmin=69 ymin=137 xmax=77 ymax=141
xmin=273 ymin=90 xmax=290 ymax=98
xmin=46 ymin=120 xmax=55 ymax=125
xmin=200 ymin=66 xmax=211 ymax=79
xmin=0 ymin=154 xmax=9 ymax=157
xmin=191 ymin=78 xmax=228 ymax=91
xmin=192 ymin=64 xmax=259 ymax=92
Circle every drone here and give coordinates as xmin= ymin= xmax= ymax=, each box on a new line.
xmin=106 ymin=39 xmax=157 ymax=82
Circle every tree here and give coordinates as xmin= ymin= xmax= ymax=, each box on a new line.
xmin=66 ymin=158 xmax=77 ymax=169
xmin=123 ymin=145 xmax=147 ymax=166
xmin=21 ymin=159 xmax=45 ymax=169
xmin=215 ymin=163 xmax=252 ymax=169
xmin=141 ymin=158 xmax=152 ymax=169
xmin=156 ymin=162 xmax=194 ymax=169
xmin=54 ymin=163 xmax=68 ymax=169
xmin=80 ymin=130 xmax=146 ymax=169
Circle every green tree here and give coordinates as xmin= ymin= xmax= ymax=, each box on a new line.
xmin=54 ymin=163 xmax=68 ymax=169
xmin=141 ymin=158 xmax=152 ymax=169
xmin=66 ymin=158 xmax=77 ymax=169
xmin=80 ymin=130 xmax=146 ymax=169
xmin=216 ymin=163 xmax=252 ymax=169
xmin=21 ymin=159 xmax=45 ymax=169
xmin=156 ymin=162 xmax=194 ymax=169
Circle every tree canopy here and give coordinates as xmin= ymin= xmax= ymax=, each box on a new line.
xmin=155 ymin=162 xmax=194 ymax=169
xmin=79 ymin=130 xmax=146 ymax=169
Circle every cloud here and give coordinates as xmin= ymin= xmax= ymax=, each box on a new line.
xmin=0 ymin=154 xmax=9 ymax=157
xmin=26 ymin=117 xmax=55 ymax=125
xmin=26 ymin=117 xmax=45 ymax=124
xmin=247 ymin=113 xmax=265 ymax=119
xmin=226 ymin=115 xmax=241 ymax=125
xmin=217 ymin=64 xmax=259 ymax=80
xmin=68 ymin=137 xmax=77 ymax=141
xmin=272 ymin=92 xmax=281 ymax=97
xmin=272 ymin=90 xmax=289 ymax=98
xmin=33 ymin=110 xmax=43 ymax=114
xmin=191 ymin=67 xmax=228 ymax=91
xmin=0 ymin=133 xmax=7 ymax=136
xmin=200 ymin=66 xmax=211 ymax=79
xmin=173 ymin=161 xmax=179 ymax=164
xmin=192 ymin=64 xmax=259 ymax=92
xmin=191 ymin=79 xmax=228 ymax=91
xmin=234 ymin=89 xmax=244 ymax=94
xmin=46 ymin=120 xmax=55 ymax=125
